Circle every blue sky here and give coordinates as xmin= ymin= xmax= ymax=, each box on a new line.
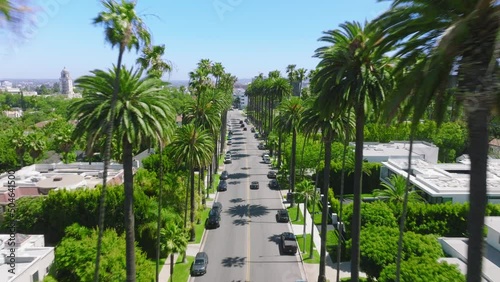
xmin=0 ymin=0 xmax=392 ymax=81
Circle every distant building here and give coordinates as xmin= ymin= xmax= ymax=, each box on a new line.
xmin=59 ymin=67 xmax=74 ymax=95
xmin=3 ymin=108 xmax=23 ymax=118
xmin=0 ymin=234 xmax=54 ymax=282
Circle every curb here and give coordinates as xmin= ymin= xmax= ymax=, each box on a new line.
xmin=278 ymin=188 xmax=309 ymax=282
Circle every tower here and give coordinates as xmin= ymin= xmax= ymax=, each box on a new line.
xmin=60 ymin=67 xmax=74 ymax=95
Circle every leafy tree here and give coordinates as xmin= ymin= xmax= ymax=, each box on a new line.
xmin=54 ymin=223 xmax=154 ymax=282
xmin=162 ymin=221 xmax=188 ymax=280
xmin=374 ymin=175 xmax=423 ymax=205
xmin=343 ymin=201 xmax=397 ymax=239
xmin=379 ymin=257 xmax=465 ymax=282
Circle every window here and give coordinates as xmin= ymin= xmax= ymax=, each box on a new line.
xmin=31 ymin=271 xmax=39 ymax=282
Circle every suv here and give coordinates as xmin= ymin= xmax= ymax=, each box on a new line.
xmin=224 ymin=155 xmax=232 ymax=164
xmin=191 ymin=252 xmax=209 ymax=276
xmin=269 ymin=179 xmax=279 ymax=190
xmin=206 ymin=209 xmax=220 ymax=229
xmin=251 ymin=127 xmax=255 ymax=133
xmin=250 ymin=181 xmax=259 ymax=190
xmin=267 ymin=171 xmax=277 ymax=178
xmin=217 ymin=180 xmax=227 ymax=191
xmin=280 ymin=232 xmax=298 ymax=255
xmin=276 ymin=209 xmax=289 ymax=222
xmin=263 ymin=156 xmax=271 ymax=164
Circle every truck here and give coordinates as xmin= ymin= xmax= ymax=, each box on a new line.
xmin=280 ymin=232 xmax=298 ymax=255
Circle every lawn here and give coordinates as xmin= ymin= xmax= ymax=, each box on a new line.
xmin=207 ymin=173 xmax=220 ymax=195
xmin=308 ymin=202 xmax=322 ymax=225
xmin=194 ymin=208 xmax=210 ymax=243
xmin=326 ymin=229 xmax=341 ymax=261
xmin=287 ymin=205 xmax=304 ymax=225
xmin=171 ymin=255 xmax=194 ymax=282
xmin=295 ymin=234 xmax=320 ymax=264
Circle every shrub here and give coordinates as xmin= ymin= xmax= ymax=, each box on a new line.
xmin=379 ymin=257 xmax=465 ymax=282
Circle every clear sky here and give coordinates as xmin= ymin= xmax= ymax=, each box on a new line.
xmin=0 ymin=0 xmax=392 ymax=81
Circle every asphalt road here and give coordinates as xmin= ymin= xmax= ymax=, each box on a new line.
xmin=191 ymin=110 xmax=305 ymax=282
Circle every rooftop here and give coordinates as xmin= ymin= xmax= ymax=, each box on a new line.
xmin=485 ymin=217 xmax=500 ymax=234
xmin=350 ymin=141 xmax=439 ymax=164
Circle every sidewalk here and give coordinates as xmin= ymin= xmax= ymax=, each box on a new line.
xmin=289 ymin=202 xmax=366 ymax=281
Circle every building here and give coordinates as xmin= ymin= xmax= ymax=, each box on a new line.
xmin=350 ymin=141 xmax=439 ymax=164
xmin=0 ymin=162 xmax=126 ymax=213
xmin=0 ymin=234 xmax=54 ymax=282
xmin=3 ymin=108 xmax=23 ymax=118
xmin=233 ymin=88 xmax=247 ymax=109
xmin=59 ymin=67 xmax=74 ymax=95
xmin=439 ymin=216 xmax=500 ymax=281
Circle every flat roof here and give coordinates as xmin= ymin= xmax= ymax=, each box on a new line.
xmin=383 ymin=158 xmax=500 ymax=197
xmin=350 ymin=141 xmax=439 ymax=163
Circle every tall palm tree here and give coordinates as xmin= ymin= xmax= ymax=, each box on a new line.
xmin=167 ymin=124 xmax=214 ymax=241
xmin=300 ymin=96 xmax=355 ymax=282
xmin=374 ymin=174 xmax=423 ymax=204
xmin=376 ymin=2 xmax=499 ymax=281
xmin=136 ymin=44 xmax=171 ymax=79
xmin=163 ymin=222 xmax=188 ymax=282
xmin=275 ymin=97 xmax=304 ymax=207
xmin=92 ymin=1 xmax=151 ymax=281
xmin=312 ymin=21 xmax=393 ymax=281
xmin=69 ymin=66 xmax=174 ymax=282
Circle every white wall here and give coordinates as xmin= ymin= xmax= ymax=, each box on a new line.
xmin=11 ymin=248 xmax=54 ymax=282
xmin=486 ymin=227 xmax=500 ymax=252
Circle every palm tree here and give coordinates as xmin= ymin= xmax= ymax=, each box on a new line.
xmin=374 ymin=174 xmax=423 ymax=204
xmin=136 ymin=44 xmax=171 ymax=79
xmin=300 ymin=96 xmax=355 ymax=281
xmin=163 ymin=222 xmax=188 ymax=281
xmin=295 ymin=180 xmax=316 ymax=253
xmin=376 ymin=2 xmax=500 ymax=281
xmin=167 ymin=124 xmax=214 ymax=241
xmin=92 ymin=1 xmax=152 ymax=281
xmin=54 ymin=127 xmax=74 ymax=163
xmin=26 ymin=132 xmax=45 ymax=164
xmin=69 ymin=66 xmax=174 ymax=282
xmin=11 ymin=129 xmax=27 ymax=167
xmin=312 ymin=21 xmax=393 ymax=281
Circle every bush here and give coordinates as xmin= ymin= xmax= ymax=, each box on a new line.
xmin=379 ymin=257 xmax=465 ymax=282
xmin=343 ymin=201 xmax=397 ymax=239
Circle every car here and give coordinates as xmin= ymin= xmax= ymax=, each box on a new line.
xmin=190 ymin=252 xmax=209 ymax=276
xmin=239 ymin=120 xmax=244 ymax=124
xmin=217 ymin=180 xmax=227 ymax=191
xmin=224 ymin=156 xmax=232 ymax=164
xmin=257 ymin=143 xmax=266 ymax=150
xmin=250 ymin=181 xmax=259 ymax=190
xmin=280 ymin=232 xmax=298 ymax=255
xmin=276 ymin=209 xmax=289 ymax=223
xmin=206 ymin=209 xmax=221 ymax=228
xmin=251 ymin=127 xmax=255 ymax=133
xmin=212 ymin=202 xmax=222 ymax=215
xmin=227 ymin=140 xmax=232 ymax=145
xmin=269 ymin=179 xmax=279 ymax=190
xmin=263 ymin=156 xmax=272 ymax=164
xmin=254 ymin=133 xmax=260 ymax=138
xmin=243 ymin=127 xmax=247 ymax=131
xmin=227 ymin=135 xmax=232 ymax=140
xmin=240 ymin=123 xmax=245 ymax=127
xmin=225 ymin=152 xmax=232 ymax=158
xmin=220 ymin=171 xmax=229 ymax=180
xmin=267 ymin=171 xmax=277 ymax=178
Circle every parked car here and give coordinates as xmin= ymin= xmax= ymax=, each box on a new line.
xmin=267 ymin=171 xmax=277 ymax=178
xmin=217 ymin=180 xmax=227 ymax=191
xmin=240 ymin=123 xmax=245 ymax=128
xmin=257 ymin=143 xmax=266 ymax=150
xmin=212 ymin=202 xmax=222 ymax=215
xmin=224 ymin=155 xmax=232 ymax=164
xmin=250 ymin=181 xmax=259 ymax=190
xmin=251 ymin=127 xmax=255 ymax=133
xmin=206 ymin=209 xmax=220 ymax=229
xmin=254 ymin=133 xmax=260 ymax=138
xmin=220 ymin=170 xmax=229 ymax=180
xmin=227 ymin=140 xmax=232 ymax=145
xmin=263 ymin=156 xmax=271 ymax=164
xmin=276 ymin=209 xmax=289 ymax=223
xmin=280 ymin=232 xmax=298 ymax=255
xmin=191 ymin=252 xmax=209 ymax=276
xmin=269 ymin=179 xmax=279 ymax=190
xmin=243 ymin=127 xmax=247 ymax=131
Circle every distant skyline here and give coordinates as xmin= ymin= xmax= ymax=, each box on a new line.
xmin=0 ymin=0 xmax=391 ymax=81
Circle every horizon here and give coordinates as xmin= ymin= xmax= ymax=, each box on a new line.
xmin=0 ymin=0 xmax=391 ymax=81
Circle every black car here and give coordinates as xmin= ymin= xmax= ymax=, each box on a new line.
xmin=269 ymin=179 xmax=279 ymax=190
xmin=217 ymin=180 xmax=227 ymax=191
xmin=191 ymin=252 xmax=209 ymax=276
xmin=212 ymin=202 xmax=222 ymax=215
xmin=224 ymin=155 xmax=232 ymax=164
xmin=206 ymin=209 xmax=220 ymax=229
xmin=250 ymin=181 xmax=259 ymax=190
xmin=267 ymin=171 xmax=277 ymax=178
xmin=251 ymin=127 xmax=255 ymax=133
xmin=243 ymin=127 xmax=247 ymax=131
xmin=276 ymin=209 xmax=289 ymax=223
xmin=240 ymin=123 xmax=245 ymax=127
xmin=258 ymin=143 xmax=266 ymax=150
xmin=280 ymin=232 xmax=298 ymax=255
xmin=220 ymin=171 xmax=229 ymax=180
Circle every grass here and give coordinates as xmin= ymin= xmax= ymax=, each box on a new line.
xmin=194 ymin=208 xmax=210 ymax=243
xmin=171 ymin=255 xmax=194 ymax=282
xmin=207 ymin=173 xmax=220 ymax=195
xmin=295 ymin=234 xmax=321 ymax=264
xmin=287 ymin=205 xmax=305 ymax=225
xmin=218 ymin=155 xmax=224 ymax=166
xmin=326 ymin=229 xmax=340 ymax=260
xmin=308 ymin=202 xmax=323 ymax=225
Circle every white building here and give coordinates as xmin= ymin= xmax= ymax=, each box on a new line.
xmin=350 ymin=141 xmax=439 ymax=164
xmin=59 ymin=67 xmax=74 ymax=95
xmin=3 ymin=108 xmax=23 ymax=118
xmin=233 ymin=88 xmax=247 ymax=109
xmin=439 ymin=217 xmax=500 ymax=281
xmin=0 ymin=234 xmax=54 ymax=282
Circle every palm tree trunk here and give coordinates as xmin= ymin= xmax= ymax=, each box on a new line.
xmin=123 ymin=137 xmax=136 ymax=282
xmin=94 ymin=45 xmax=125 ymax=282
xmin=350 ymin=103 xmax=365 ymax=281
xmin=277 ymin=132 xmax=282 ymax=168
xmin=190 ymin=167 xmax=196 ymax=241
xmin=169 ymin=253 xmax=174 ymax=281
xmin=318 ymin=137 xmax=332 ymax=282
xmin=466 ymin=108 xmax=489 ymax=282
xmin=310 ymin=143 xmax=323 ymax=259
xmin=156 ymin=145 xmax=164 ymax=282
xmin=336 ymin=125 xmax=350 ymax=282
xmin=290 ymin=128 xmax=297 ymax=207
